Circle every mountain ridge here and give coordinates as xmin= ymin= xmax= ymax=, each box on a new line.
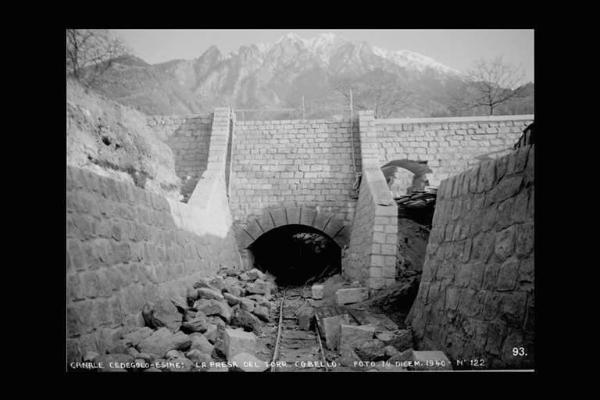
xmin=89 ymin=32 xmax=532 ymax=118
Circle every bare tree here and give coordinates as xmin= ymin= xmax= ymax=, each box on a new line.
xmin=466 ymin=56 xmax=526 ymax=115
xmin=66 ymin=29 xmax=129 ymax=84
xmin=331 ymin=70 xmax=412 ymax=118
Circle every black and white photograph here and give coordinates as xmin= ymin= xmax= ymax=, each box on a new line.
xmin=66 ymin=29 xmax=535 ymax=373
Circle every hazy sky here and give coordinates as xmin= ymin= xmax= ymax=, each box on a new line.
xmin=111 ymin=29 xmax=534 ymax=82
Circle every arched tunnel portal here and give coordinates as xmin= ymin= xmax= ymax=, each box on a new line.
xmin=233 ymin=207 xmax=350 ymax=287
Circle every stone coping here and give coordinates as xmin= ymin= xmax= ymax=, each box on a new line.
xmin=375 ymin=114 xmax=534 ymax=125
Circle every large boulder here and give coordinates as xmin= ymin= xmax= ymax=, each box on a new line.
xmin=143 ymin=299 xmax=182 ymax=332
xmin=196 ymin=287 xmax=225 ymax=302
xmin=181 ymin=317 xmax=209 ymax=333
xmin=239 ymin=298 xmax=255 ymax=312
xmin=246 ymin=269 xmax=265 ymax=281
xmin=354 ymin=339 xmax=387 ymax=361
xmin=189 ymin=333 xmax=214 ymax=354
xmin=252 ymin=305 xmax=270 ymax=322
xmin=122 ymin=327 xmax=154 ymax=348
xmin=203 ymin=324 xmax=219 ymax=343
xmin=209 ymin=276 xmax=226 ymax=291
xmin=223 ymin=328 xmax=256 ymax=360
xmin=376 ymin=329 xmax=413 ymax=351
xmin=223 ymin=279 xmax=244 ymax=297
xmin=223 ymin=292 xmax=242 ymax=306
xmin=138 ymin=328 xmax=191 ymax=358
xmin=340 ymin=324 xmax=375 ymax=351
xmin=186 ymin=349 xmax=212 ymax=366
xmin=194 ymin=299 xmax=232 ymax=323
xmin=230 ymin=308 xmax=262 ymax=334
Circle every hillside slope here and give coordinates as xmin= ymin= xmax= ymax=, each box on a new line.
xmin=67 ymin=78 xmax=182 ymax=199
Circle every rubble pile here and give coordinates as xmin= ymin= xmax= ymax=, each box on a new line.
xmin=78 ymin=267 xmax=277 ymax=372
xmin=306 ymin=284 xmax=452 ymax=371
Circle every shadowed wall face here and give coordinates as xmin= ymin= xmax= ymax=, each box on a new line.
xmin=407 ymin=144 xmax=534 ymax=369
xmin=147 ymin=115 xmax=213 ymax=202
xmin=66 ymin=166 xmax=240 ymax=360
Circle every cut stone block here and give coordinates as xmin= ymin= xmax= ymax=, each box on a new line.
xmin=312 ymin=284 xmax=324 ymax=300
xmin=340 ymin=324 xmax=376 ymax=351
xmin=223 ymin=328 xmax=256 ymax=360
xmin=319 ymin=314 xmax=350 ymax=351
xmin=335 ymin=287 xmax=369 ymax=305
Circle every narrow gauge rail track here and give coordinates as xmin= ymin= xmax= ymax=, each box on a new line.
xmin=268 ymin=287 xmax=329 ymax=372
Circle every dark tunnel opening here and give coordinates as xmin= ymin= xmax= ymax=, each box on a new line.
xmin=247 ymin=224 xmax=341 ymax=288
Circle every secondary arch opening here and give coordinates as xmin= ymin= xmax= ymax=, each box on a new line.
xmin=247 ymin=224 xmax=341 ymax=287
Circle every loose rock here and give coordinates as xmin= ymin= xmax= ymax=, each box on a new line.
xmin=145 ymin=299 xmax=182 ymax=332
xmin=223 ymin=328 xmax=257 ymax=360
xmin=246 ymin=268 xmax=265 ymax=281
xmin=354 ymin=339 xmax=387 ymax=361
xmin=122 ymin=327 xmax=154 ymax=348
xmin=190 ymin=333 xmax=214 ymax=354
xmin=138 ymin=328 xmax=191 ymax=358
xmin=239 ymin=298 xmax=255 ymax=312
xmin=231 ymin=308 xmax=263 ymax=334
xmin=194 ymin=299 xmax=232 ymax=323
xmin=223 ymin=292 xmax=242 ymax=306
xmin=181 ymin=313 xmax=209 ymax=333
xmin=203 ymin=324 xmax=219 ymax=343
xmin=186 ymin=349 xmax=212 ymax=365
xmin=340 ymin=324 xmax=375 ymax=351
xmin=312 ymin=284 xmax=324 ymax=299
xmin=197 ymin=287 xmax=225 ymax=302
xmin=252 ymin=305 xmax=270 ymax=322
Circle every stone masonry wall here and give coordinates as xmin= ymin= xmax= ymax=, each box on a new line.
xmin=147 ymin=115 xmax=213 ymax=201
xmin=343 ymin=111 xmax=398 ymax=290
xmin=66 ymin=165 xmax=241 ymax=358
xmin=229 ymin=119 xmax=360 ymax=227
xmin=375 ymin=115 xmax=533 ymax=186
xmin=407 ymin=143 xmax=534 ymax=369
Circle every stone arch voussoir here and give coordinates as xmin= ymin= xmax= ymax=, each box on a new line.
xmin=233 ymin=206 xmax=350 ymax=251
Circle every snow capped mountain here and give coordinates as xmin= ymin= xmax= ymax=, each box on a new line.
xmin=91 ymin=32 xmax=527 ymax=117
xmin=372 ymin=46 xmax=461 ymax=75
xmin=239 ymin=32 xmax=460 ymax=74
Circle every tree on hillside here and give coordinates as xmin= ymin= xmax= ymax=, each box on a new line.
xmin=66 ymin=29 xmax=129 ymax=85
xmin=331 ymin=70 xmax=413 ymax=118
xmin=465 ymin=56 xmax=527 ymax=115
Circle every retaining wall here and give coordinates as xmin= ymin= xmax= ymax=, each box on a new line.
xmin=375 ymin=115 xmax=533 ymax=186
xmin=407 ymin=143 xmax=534 ymax=369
